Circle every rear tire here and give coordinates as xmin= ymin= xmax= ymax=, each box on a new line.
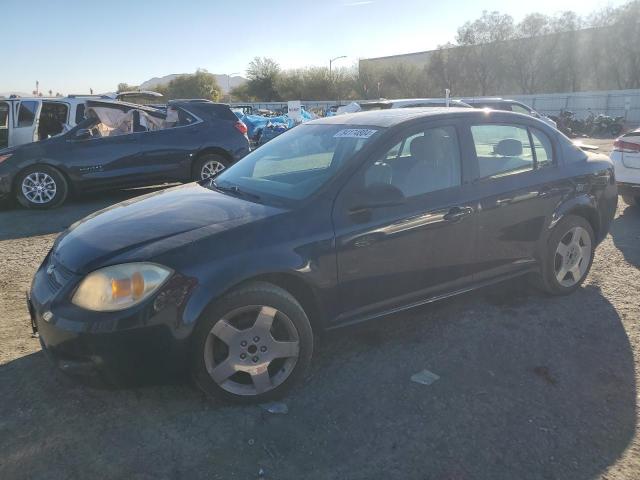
xmin=191 ymin=282 xmax=314 ymax=403
xmin=193 ymin=153 xmax=229 ymax=181
xmin=16 ymin=165 xmax=68 ymax=209
xmin=535 ymin=215 xmax=595 ymax=295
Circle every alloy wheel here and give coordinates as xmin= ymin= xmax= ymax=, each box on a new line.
xmin=200 ymin=160 xmax=226 ymax=179
xmin=554 ymin=226 xmax=592 ymax=287
xmin=203 ymin=305 xmax=300 ymax=396
xmin=21 ymin=172 xmax=57 ymax=204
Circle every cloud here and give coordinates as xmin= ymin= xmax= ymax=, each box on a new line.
xmin=343 ymin=1 xmax=373 ymax=6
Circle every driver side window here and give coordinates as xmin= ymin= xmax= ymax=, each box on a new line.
xmin=365 ymin=125 xmax=462 ymax=198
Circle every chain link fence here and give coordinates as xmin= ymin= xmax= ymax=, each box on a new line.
xmin=232 ymin=89 xmax=640 ymax=126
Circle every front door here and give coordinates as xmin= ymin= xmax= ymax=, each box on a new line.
xmin=11 ymin=100 xmax=41 ymax=146
xmin=332 ymin=122 xmax=477 ymax=322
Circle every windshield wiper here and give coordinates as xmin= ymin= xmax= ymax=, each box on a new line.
xmin=212 ymin=181 xmax=261 ymax=201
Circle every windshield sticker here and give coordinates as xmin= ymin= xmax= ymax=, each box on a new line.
xmin=333 ymin=128 xmax=378 ymax=139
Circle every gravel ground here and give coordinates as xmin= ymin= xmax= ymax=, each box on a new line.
xmin=1 ymin=139 xmax=639 ymax=479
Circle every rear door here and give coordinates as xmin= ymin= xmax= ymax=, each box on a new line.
xmin=0 ymin=101 xmax=9 ymax=148
xmin=332 ymin=121 xmax=478 ymax=321
xmin=126 ymin=108 xmax=201 ymax=182
xmin=465 ymin=121 xmax=569 ymax=280
xmin=11 ymin=100 xmax=41 ymax=146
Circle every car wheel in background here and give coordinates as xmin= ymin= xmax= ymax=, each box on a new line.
xmin=16 ymin=165 xmax=68 ymax=209
xmin=193 ymin=153 xmax=229 ymax=181
xmin=536 ymin=215 xmax=595 ymax=295
xmin=191 ymin=282 xmax=314 ymax=403
xmin=622 ymin=194 xmax=640 ymax=207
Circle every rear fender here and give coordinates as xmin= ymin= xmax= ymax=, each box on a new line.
xmin=548 ymin=193 xmax=600 ymax=241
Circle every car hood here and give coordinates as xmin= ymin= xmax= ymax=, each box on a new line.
xmin=53 ymin=183 xmax=284 ymax=273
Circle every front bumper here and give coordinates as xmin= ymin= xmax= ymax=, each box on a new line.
xmin=29 ymin=256 xmax=195 ymax=386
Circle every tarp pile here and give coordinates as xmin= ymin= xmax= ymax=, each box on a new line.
xmin=237 ymin=108 xmax=316 ymax=147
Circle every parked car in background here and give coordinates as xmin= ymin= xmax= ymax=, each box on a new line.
xmin=28 ymin=107 xmax=617 ymax=402
xmin=463 ymin=97 xmax=557 ymax=129
xmin=359 ymin=98 xmax=472 ymax=110
xmin=0 ymin=92 xmax=165 ymax=149
xmin=611 ymin=128 xmax=640 ymax=206
xmin=0 ymin=99 xmax=249 ymax=208
xmin=0 ymin=96 xmax=92 ymax=148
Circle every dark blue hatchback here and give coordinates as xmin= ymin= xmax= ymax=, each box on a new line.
xmin=28 ymin=107 xmax=617 ymax=402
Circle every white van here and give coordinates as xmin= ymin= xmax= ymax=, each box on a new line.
xmin=0 ymin=92 xmax=163 ymax=149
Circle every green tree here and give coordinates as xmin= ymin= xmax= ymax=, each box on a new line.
xmin=116 ymin=83 xmax=138 ymax=93
xmin=163 ymin=70 xmax=221 ymax=101
xmin=246 ymin=57 xmax=281 ymax=101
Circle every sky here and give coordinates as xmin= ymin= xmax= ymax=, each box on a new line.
xmin=3 ymin=0 xmax=627 ymax=95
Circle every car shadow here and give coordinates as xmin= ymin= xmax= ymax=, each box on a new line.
xmin=610 ymin=202 xmax=640 ymax=268
xmin=0 ymin=281 xmax=635 ymax=479
xmin=0 ymin=184 xmax=176 ymax=241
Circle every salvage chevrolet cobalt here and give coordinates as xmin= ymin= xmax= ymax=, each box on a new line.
xmin=28 ymin=108 xmax=617 ymax=402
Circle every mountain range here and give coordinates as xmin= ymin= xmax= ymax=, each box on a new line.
xmin=140 ymin=73 xmax=247 ymax=94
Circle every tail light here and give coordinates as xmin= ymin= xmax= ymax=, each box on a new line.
xmin=234 ymin=121 xmax=248 ymax=136
xmin=613 ymin=138 xmax=640 ymax=152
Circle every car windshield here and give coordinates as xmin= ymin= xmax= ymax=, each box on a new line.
xmin=212 ymin=123 xmax=380 ymax=203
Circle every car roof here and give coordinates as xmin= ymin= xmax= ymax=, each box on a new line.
xmin=463 ymin=98 xmax=520 ymax=104
xmin=311 ymin=107 xmax=492 ymax=127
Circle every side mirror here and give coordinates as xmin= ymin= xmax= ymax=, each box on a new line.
xmin=349 ymin=183 xmax=405 ymax=213
xmin=73 ymin=128 xmax=92 ymax=141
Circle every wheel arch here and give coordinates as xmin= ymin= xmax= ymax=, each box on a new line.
xmin=187 ymin=271 xmax=327 ymax=337
xmin=550 ymin=195 xmax=601 ymax=241
xmin=191 ymin=147 xmax=234 ymax=178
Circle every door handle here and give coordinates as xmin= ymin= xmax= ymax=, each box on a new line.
xmin=443 ymin=206 xmax=473 ymax=222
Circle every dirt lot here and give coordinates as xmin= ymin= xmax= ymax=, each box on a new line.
xmin=1 ymin=138 xmax=639 ymax=479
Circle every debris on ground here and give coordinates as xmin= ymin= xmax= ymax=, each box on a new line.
xmin=259 ymin=401 xmax=289 ymax=414
xmin=410 ymin=369 xmax=440 ymax=386
xmin=533 ymin=366 xmax=557 ymax=385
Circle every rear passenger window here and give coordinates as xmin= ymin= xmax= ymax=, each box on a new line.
xmin=530 ymin=128 xmax=553 ymax=168
xmin=17 ymin=101 xmax=38 ymax=127
xmin=472 ymin=125 xmax=534 ymax=178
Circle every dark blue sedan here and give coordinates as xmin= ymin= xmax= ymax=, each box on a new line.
xmin=28 ymin=107 xmax=617 ymax=402
xmin=0 ymin=99 xmax=249 ymax=208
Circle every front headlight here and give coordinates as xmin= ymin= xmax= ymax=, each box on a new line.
xmin=71 ymin=263 xmax=172 ymax=312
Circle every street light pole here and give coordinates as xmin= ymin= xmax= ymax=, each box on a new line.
xmin=227 ymin=72 xmax=240 ymax=102
xmin=329 ymin=56 xmax=346 ymax=101
xmin=329 ymin=56 xmax=347 ymax=77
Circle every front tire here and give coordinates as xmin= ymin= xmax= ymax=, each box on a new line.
xmin=536 ymin=215 xmax=595 ymax=295
xmin=193 ymin=153 xmax=229 ymax=181
xmin=16 ymin=165 xmax=68 ymax=209
xmin=191 ymin=282 xmax=314 ymax=403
